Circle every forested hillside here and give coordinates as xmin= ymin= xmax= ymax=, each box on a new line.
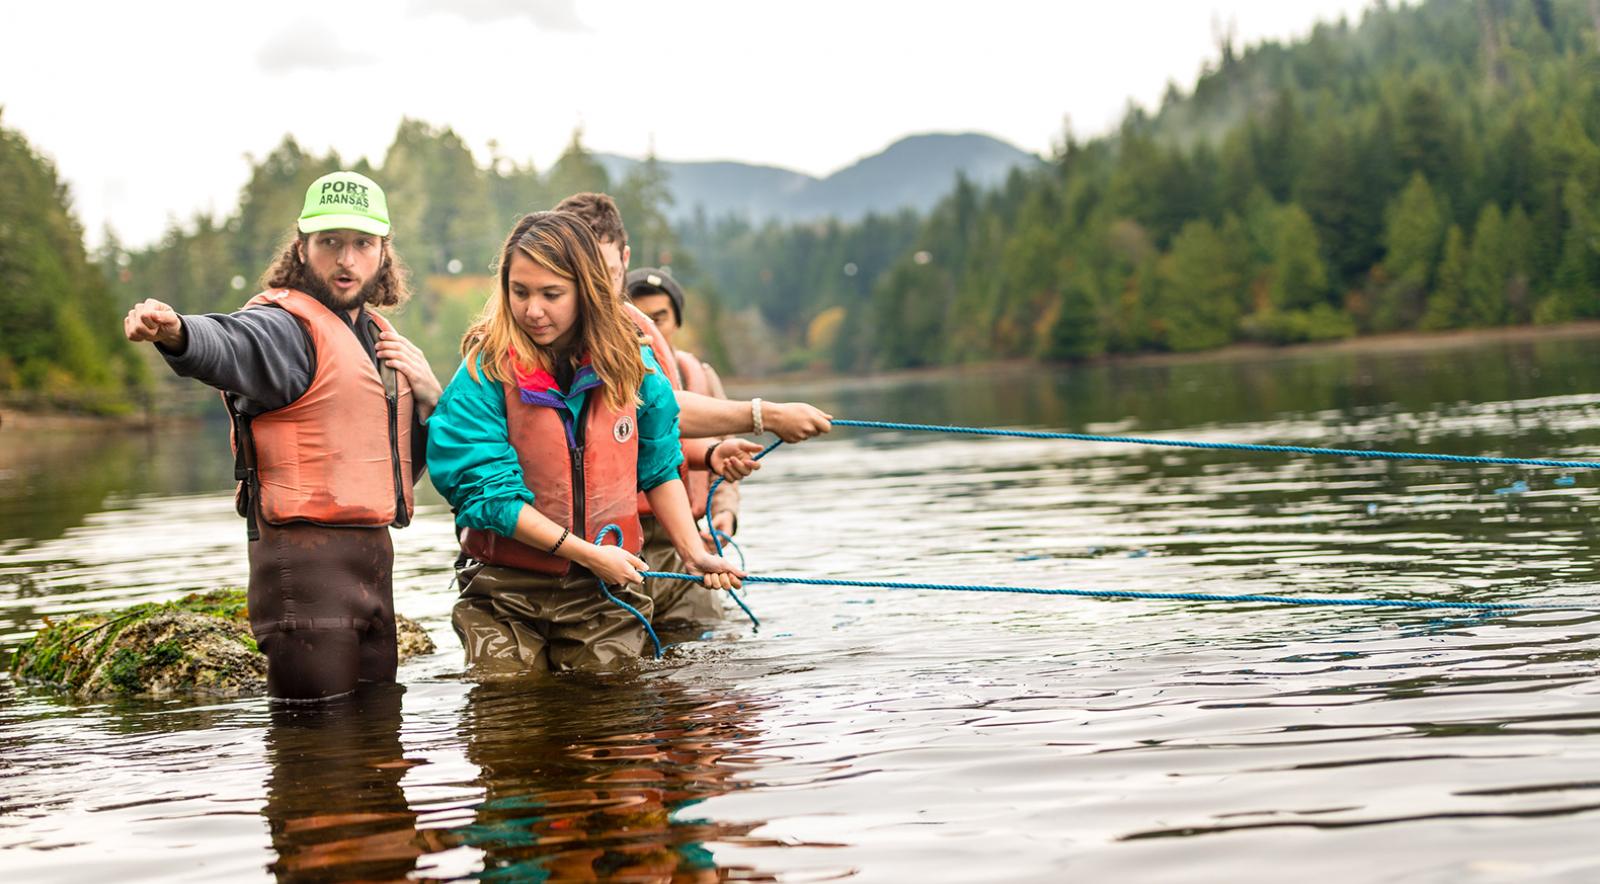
xmin=6 ymin=0 xmax=1598 ymax=400
xmin=819 ymin=0 xmax=1600 ymax=369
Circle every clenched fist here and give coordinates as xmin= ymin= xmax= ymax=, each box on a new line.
xmin=124 ymin=299 xmax=185 ymax=349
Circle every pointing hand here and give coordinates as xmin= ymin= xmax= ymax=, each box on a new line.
xmin=124 ymin=299 xmax=184 ymax=349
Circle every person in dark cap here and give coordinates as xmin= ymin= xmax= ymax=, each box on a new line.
xmin=553 ymin=192 xmax=833 ymax=445
xmin=625 ymin=266 xmax=743 ymax=629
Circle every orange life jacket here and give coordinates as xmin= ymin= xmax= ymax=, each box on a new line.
xmin=230 ymin=289 xmax=415 ymax=531
xmin=458 ymin=371 xmax=643 ymax=575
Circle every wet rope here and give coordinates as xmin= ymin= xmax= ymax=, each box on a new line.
xmin=641 ymin=571 xmax=1597 ymax=613
xmin=693 ymin=417 xmax=1599 ymax=624
xmin=706 ymin=418 xmax=1598 ymax=555
xmin=592 ymin=525 xmax=663 ymax=659
xmin=712 ymin=530 xmax=746 ymax=570
xmin=829 ymin=419 xmax=1600 ymax=470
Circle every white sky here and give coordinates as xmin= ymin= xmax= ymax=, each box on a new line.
xmin=1 ymin=0 xmax=1374 ymax=248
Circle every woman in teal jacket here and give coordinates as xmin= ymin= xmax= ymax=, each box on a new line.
xmin=428 ymin=211 xmax=742 ymax=672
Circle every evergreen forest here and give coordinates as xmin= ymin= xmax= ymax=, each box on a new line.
xmin=3 ymin=0 xmax=1599 ymax=411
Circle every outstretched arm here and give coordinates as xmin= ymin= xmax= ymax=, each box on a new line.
xmin=124 ymin=298 xmax=312 ymax=412
xmin=674 ymin=390 xmax=833 ymax=442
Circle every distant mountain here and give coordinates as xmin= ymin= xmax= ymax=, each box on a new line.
xmin=597 ymin=132 xmax=1040 ymax=224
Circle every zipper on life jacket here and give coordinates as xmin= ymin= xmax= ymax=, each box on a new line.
xmin=569 ymin=406 xmax=586 ymax=548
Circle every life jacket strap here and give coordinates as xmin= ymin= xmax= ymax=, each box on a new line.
xmin=225 ymin=396 xmax=262 ymax=542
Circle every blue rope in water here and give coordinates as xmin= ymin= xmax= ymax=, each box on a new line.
xmin=722 ymin=581 xmax=761 ymax=630
xmin=829 ymin=419 xmax=1600 ymax=470
xmin=692 ymin=416 xmax=1599 ymax=627
xmin=705 ymin=418 xmax=1598 ymax=552
xmin=703 ymin=530 xmax=759 ymax=627
xmin=592 ymin=525 xmax=664 ymax=659
xmin=640 ymin=571 xmax=1597 ymax=613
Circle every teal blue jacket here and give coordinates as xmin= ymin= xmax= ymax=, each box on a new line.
xmin=427 ymin=346 xmax=684 ymax=538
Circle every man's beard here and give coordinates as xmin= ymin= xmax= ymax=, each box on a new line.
xmin=298 ymin=265 xmax=379 ymax=313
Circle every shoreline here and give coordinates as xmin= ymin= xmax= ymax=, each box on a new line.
xmin=724 ymin=321 xmax=1600 ymax=395
xmin=10 ymin=322 xmax=1600 ymax=425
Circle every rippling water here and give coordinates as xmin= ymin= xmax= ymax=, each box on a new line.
xmin=5 ymin=332 xmax=1600 ymax=881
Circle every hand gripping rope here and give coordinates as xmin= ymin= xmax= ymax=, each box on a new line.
xmin=591 ymin=525 xmax=664 ymax=659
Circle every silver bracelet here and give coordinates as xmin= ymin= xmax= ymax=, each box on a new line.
xmin=751 ymin=397 xmax=764 ymax=435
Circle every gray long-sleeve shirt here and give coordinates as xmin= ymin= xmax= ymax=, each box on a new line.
xmin=159 ymin=304 xmax=428 ymax=476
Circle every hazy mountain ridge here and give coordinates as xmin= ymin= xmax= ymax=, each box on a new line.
xmin=597 ymin=132 xmax=1041 ymax=223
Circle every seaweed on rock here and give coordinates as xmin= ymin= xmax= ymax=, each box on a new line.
xmin=8 ymin=589 xmax=435 ymax=698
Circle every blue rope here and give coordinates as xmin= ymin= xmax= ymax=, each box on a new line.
xmin=591 ymin=525 xmax=663 ymax=659
xmin=703 ymin=441 xmax=784 ymax=629
xmin=723 ymin=582 xmax=761 ymax=630
xmin=706 ymin=439 xmax=783 ymax=557
xmin=712 ymin=530 xmax=746 ymax=570
xmin=640 ymin=571 xmax=1597 ymax=612
xmin=678 ymin=526 xmax=759 ymax=629
xmin=691 ymin=417 xmax=1599 ymax=629
xmin=829 ymin=419 xmax=1600 ymax=470
xmin=705 ymin=418 xmax=1597 ymax=555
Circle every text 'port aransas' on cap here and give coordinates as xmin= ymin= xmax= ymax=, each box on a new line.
xmin=298 ymin=170 xmax=391 ymax=237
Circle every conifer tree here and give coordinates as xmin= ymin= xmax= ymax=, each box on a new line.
xmin=1423 ymin=225 xmax=1469 ymax=330
xmin=1463 ymin=204 xmax=1510 ymax=326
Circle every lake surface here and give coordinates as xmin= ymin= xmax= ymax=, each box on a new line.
xmin=5 ymin=332 xmax=1600 ymax=881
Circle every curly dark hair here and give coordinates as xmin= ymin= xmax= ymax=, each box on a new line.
xmin=259 ymin=229 xmax=412 ymax=309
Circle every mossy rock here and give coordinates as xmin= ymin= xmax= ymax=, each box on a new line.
xmin=8 ymin=589 xmax=437 ymax=698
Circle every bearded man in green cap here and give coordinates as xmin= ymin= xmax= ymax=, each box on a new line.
xmin=124 ymin=171 xmax=441 ymax=702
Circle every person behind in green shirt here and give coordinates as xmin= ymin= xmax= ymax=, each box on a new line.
xmin=427 ymin=211 xmax=742 ymax=672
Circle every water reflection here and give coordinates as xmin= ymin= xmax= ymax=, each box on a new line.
xmin=262 ymin=684 xmax=442 ymax=881
xmin=0 ymin=422 xmax=232 ymax=547
xmin=455 ymin=674 xmax=774 ymax=881
xmin=9 ymin=331 xmax=1600 ymax=879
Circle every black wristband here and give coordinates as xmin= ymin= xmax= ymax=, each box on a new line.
xmin=703 ymin=438 xmax=725 ymax=472
xmin=549 ymin=527 xmax=570 ymax=555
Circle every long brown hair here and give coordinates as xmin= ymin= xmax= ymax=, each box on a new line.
xmin=259 ymin=230 xmax=412 ymax=309
xmin=462 ymin=211 xmax=645 ymax=411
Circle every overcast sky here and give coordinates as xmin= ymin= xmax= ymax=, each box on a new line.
xmin=1 ymin=0 xmax=1374 ymax=248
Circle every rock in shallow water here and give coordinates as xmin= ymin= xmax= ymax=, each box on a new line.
xmin=8 ymin=589 xmax=436 ymax=698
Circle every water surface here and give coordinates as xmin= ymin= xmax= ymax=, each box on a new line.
xmin=5 ymin=333 xmax=1600 ymax=881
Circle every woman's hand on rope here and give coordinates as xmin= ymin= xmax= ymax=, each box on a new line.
xmin=583 ymin=543 xmax=648 ymax=587
xmin=709 ymin=438 xmax=763 ymax=482
xmin=684 ymin=547 xmax=744 ymax=591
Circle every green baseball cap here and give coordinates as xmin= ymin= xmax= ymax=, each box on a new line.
xmin=297 ymin=171 xmax=391 ymax=237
